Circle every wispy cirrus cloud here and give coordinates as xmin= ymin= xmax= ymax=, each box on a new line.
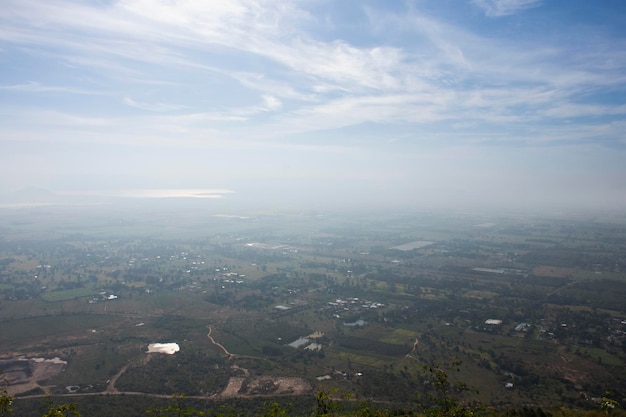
xmin=123 ymin=97 xmax=185 ymax=112
xmin=0 ymin=82 xmax=107 ymax=95
xmin=471 ymin=0 xmax=542 ymax=17
xmin=1 ymin=0 xmax=623 ymax=147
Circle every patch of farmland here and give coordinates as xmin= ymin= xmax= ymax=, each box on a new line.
xmin=334 ymin=351 xmax=391 ymax=368
xmin=0 ymin=314 xmax=118 ymax=349
xmin=41 ymin=288 xmax=99 ymax=302
xmin=380 ymin=328 xmax=419 ymax=345
xmin=390 ymin=241 xmax=434 ymax=251
xmin=532 ymin=266 xmax=576 ymax=278
xmin=463 ymin=290 xmax=498 ymax=300
xmin=336 ymin=336 xmax=409 ymax=357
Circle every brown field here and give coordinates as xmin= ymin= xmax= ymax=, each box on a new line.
xmin=532 ymin=265 xmax=576 ymax=278
xmin=218 ymin=375 xmax=311 ymax=398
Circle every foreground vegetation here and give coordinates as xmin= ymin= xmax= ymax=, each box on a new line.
xmin=2 ymin=384 xmax=625 ymax=417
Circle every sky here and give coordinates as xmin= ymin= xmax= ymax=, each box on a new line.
xmin=1 ymin=0 xmax=625 ymax=212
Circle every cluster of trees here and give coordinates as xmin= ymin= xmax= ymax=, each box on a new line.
xmin=116 ymin=350 xmax=229 ymax=396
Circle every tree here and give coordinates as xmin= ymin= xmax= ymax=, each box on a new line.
xmin=315 ymin=389 xmax=346 ymax=416
xmin=420 ymin=361 xmax=480 ymax=417
xmin=600 ymin=391 xmax=621 ymax=416
xmin=0 ymin=380 xmax=13 ymax=417
xmin=261 ymin=401 xmax=291 ymax=417
xmin=146 ymin=394 xmax=205 ymax=417
xmin=41 ymin=403 xmax=81 ymax=417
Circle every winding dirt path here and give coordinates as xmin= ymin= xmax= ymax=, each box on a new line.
xmin=405 ymin=338 xmax=419 ymax=359
xmin=105 ymin=364 xmax=129 ymax=394
xmin=207 ymin=327 xmax=234 ymax=358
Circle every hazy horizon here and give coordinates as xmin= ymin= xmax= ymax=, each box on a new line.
xmin=0 ymin=185 xmax=621 ymax=217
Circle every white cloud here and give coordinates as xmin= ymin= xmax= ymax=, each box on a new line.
xmin=0 ymin=82 xmax=107 ymax=95
xmin=262 ymin=95 xmax=282 ymax=111
xmin=231 ymin=72 xmax=313 ymax=101
xmin=123 ymin=97 xmax=184 ymax=112
xmin=471 ymin=0 xmax=542 ymax=17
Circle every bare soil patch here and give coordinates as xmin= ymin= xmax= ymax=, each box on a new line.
xmin=218 ymin=375 xmax=312 ymax=398
xmin=2 ymin=358 xmax=65 ymax=396
xmin=532 ymin=266 xmax=576 ymax=278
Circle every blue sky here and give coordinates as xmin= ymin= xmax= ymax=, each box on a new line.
xmin=1 ymin=0 xmax=625 ymax=211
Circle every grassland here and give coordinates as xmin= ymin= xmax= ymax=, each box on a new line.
xmin=40 ymin=288 xmax=99 ymax=302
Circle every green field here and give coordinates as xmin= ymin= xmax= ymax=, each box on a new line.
xmin=41 ymin=288 xmax=99 ymax=302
